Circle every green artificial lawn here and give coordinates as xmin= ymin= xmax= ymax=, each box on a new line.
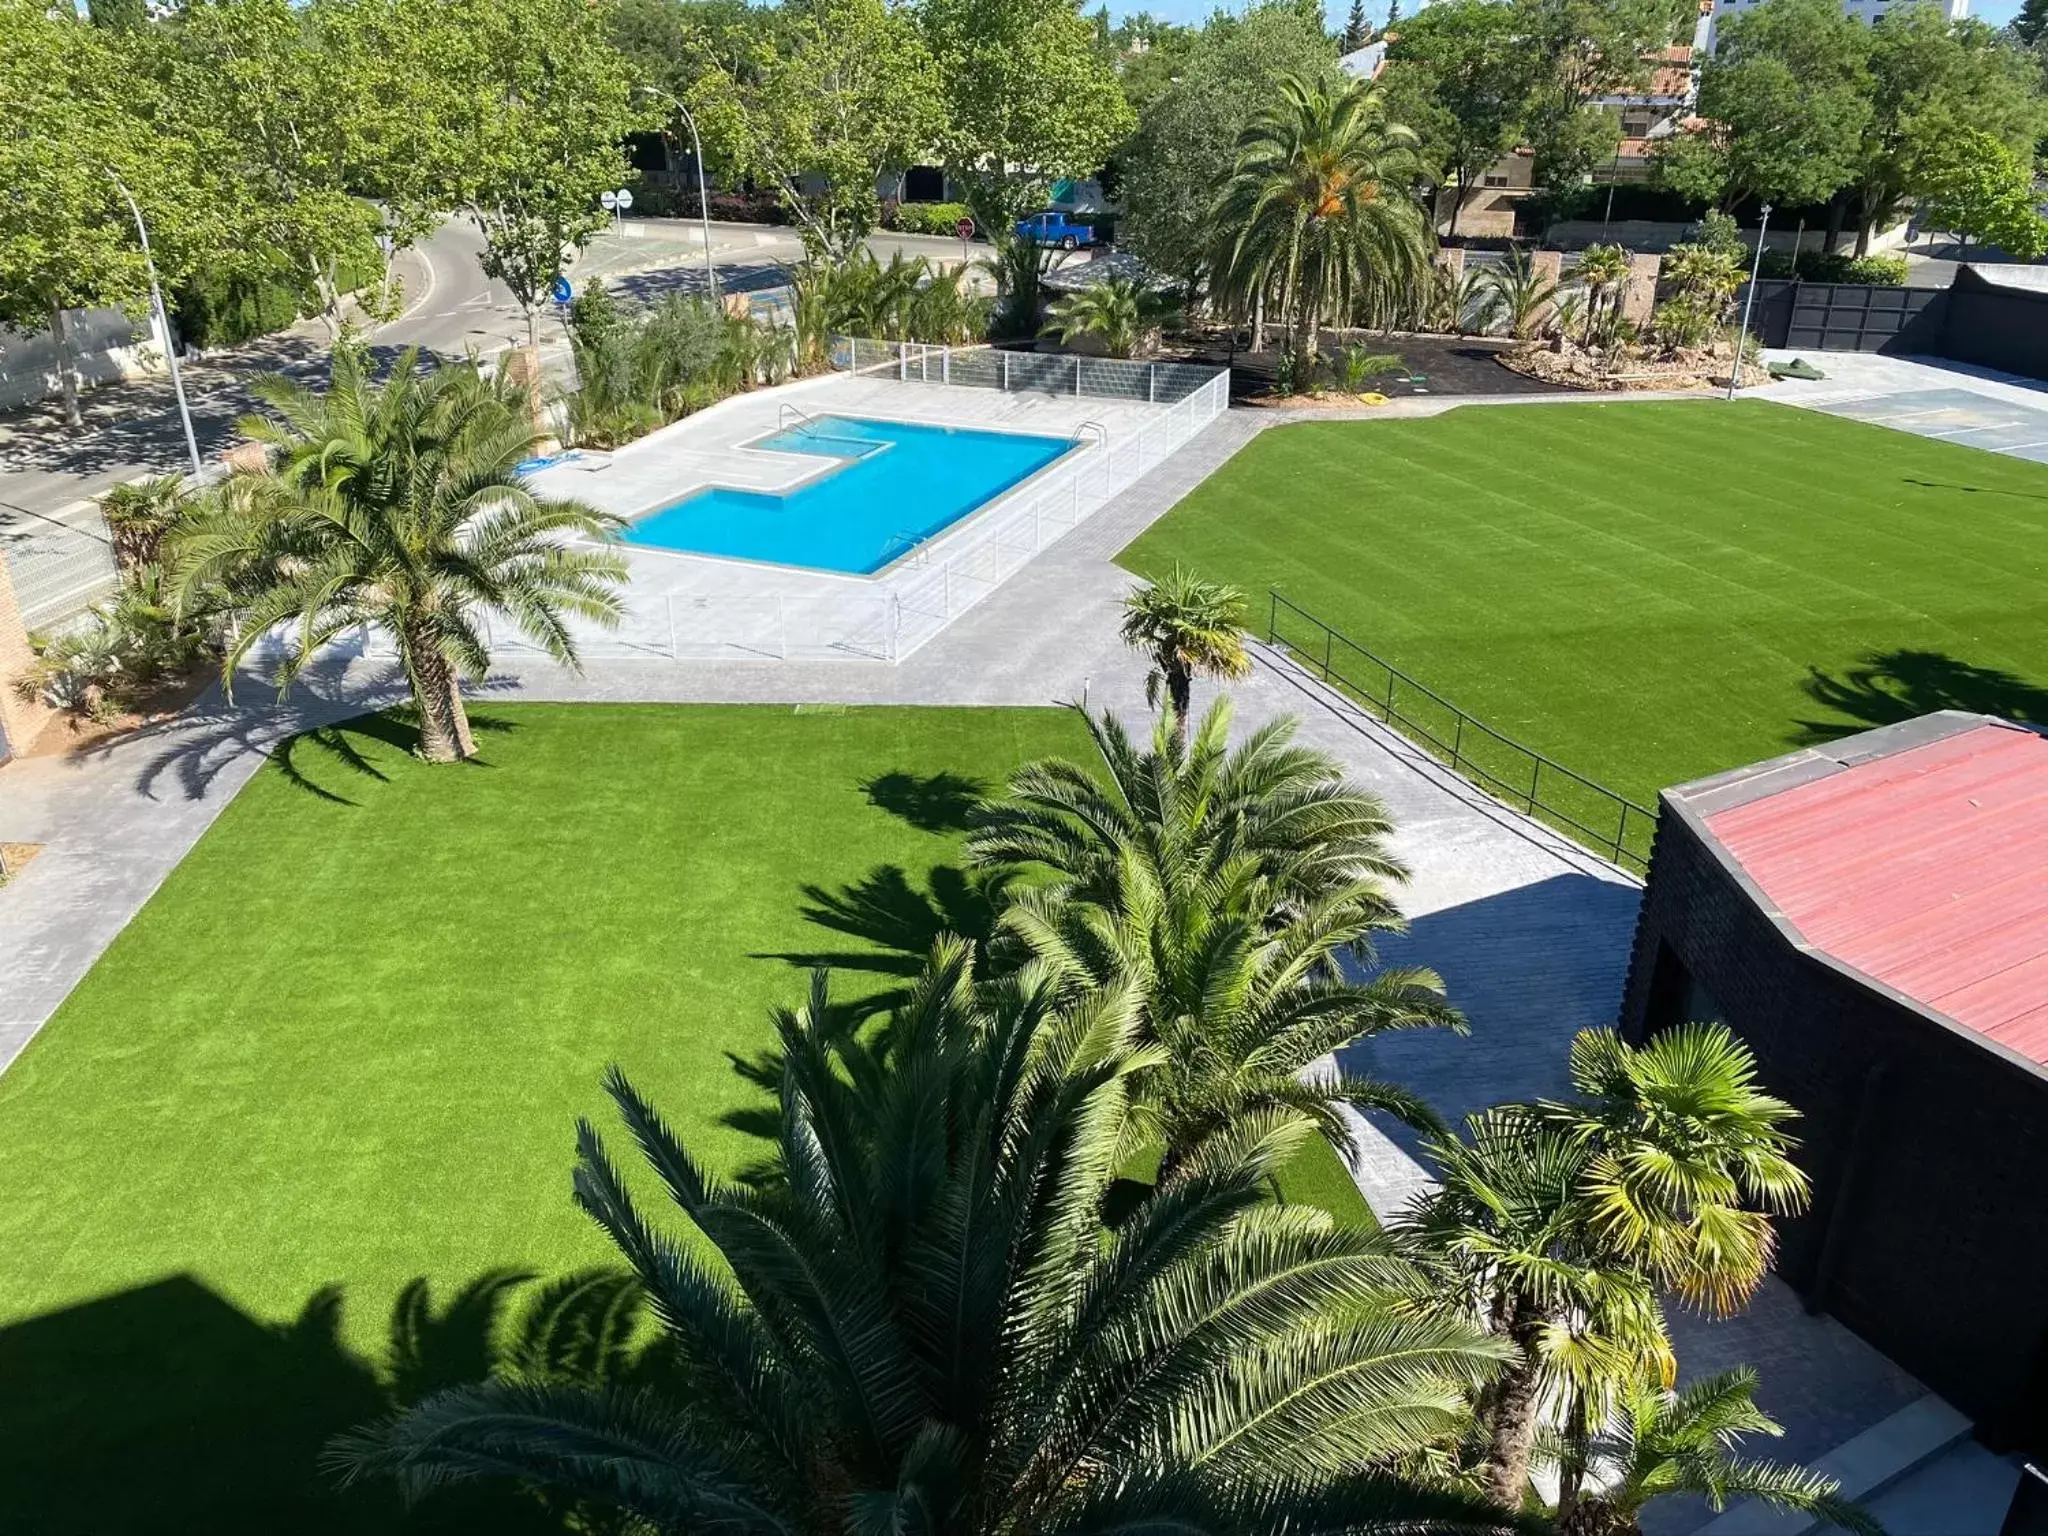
xmin=1121 ymin=399 xmax=2048 ymax=848
xmin=0 ymin=703 xmax=1371 ymax=1533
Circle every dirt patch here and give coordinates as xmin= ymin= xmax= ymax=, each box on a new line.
xmin=0 ymin=844 xmax=43 ymax=883
xmin=23 ymin=671 xmax=215 ymax=759
xmin=1495 ymin=341 xmax=1765 ymax=394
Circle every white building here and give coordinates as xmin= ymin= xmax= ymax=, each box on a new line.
xmin=1701 ymin=0 xmax=1967 ymax=50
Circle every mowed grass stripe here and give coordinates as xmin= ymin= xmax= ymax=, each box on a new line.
xmin=1120 ymin=400 xmax=2048 ymax=807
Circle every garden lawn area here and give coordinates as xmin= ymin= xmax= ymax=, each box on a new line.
xmin=0 ymin=702 xmax=1371 ymax=1534
xmin=1121 ymin=399 xmax=2048 ymax=831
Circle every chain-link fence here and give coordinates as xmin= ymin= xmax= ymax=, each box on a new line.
xmin=0 ymin=513 xmax=119 ymax=632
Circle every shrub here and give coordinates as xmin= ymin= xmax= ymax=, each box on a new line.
xmin=1755 ymin=249 xmax=1908 ymax=286
xmin=1340 ymin=345 xmax=1404 ymax=390
xmin=19 ymin=566 xmax=210 ymax=721
xmin=171 ymin=233 xmax=384 ymax=349
xmin=890 ymin=200 xmax=974 ymax=236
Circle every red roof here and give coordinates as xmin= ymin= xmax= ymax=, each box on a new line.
xmin=1702 ymin=721 xmax=2048 ymax=1068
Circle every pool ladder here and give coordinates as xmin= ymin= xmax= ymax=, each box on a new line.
xmin=780 ymin=402 xmax=821 ymax=433
xmin=1071 ymin=420 xmax=1108 ymax=450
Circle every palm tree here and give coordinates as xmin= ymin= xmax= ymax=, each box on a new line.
xmin=1395 ymin=1110 xmax=1672 ymax=1513
xmin=1210 ymin=73 xmax=1432 ymax=365
xmin=335 ymin=939 xmax=1520 ymax=1535
xmin=1475 ymin=251 xmax=1559 ymax=342
xmin=1041 ymin=277 xmax=1176 ymax=359
xmin=1540 ymin=1369 xmax=1882 ymax=1536
xmin=1541 ymin=1024 xmax=1808 ymax=1317
xmin=1396 ymin=1024 xmax=1806 ymax=1513
xmin=968 ymin=699 xmax=1410 ymax=926
xmin=1004 ymin=858 xmax=1462 ymax=1179
xmin=174 ymin=346 xmax=628 ymax=763
xmin=1118 ymin=567 xmax=1253 ymax=748
xmin=98 ymin=472 xmax=192 ymax=577
xmin=1571 ymin=244 xmax=1633 ymax=346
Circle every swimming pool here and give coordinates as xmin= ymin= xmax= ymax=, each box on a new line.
xmin=623 ymin=415 xmax=1073 ymax=575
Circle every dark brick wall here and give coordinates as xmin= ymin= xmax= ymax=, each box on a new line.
xmin=1620 ymin=810 xmax=2048 ymax=1449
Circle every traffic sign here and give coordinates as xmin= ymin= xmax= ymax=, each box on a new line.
xmin=550 ymin=275 xmax=573 ymax=305
xmin=954 ymin=216 xmax=975 ymax=241
xmin=600 ymin=191 xmax=619 ymax=212
xmin=615 ymin=187 xmax=634 ymax=211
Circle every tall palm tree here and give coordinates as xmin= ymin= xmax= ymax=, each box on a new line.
xmin=1395 ymin=1110 xmax=1672 ymax=1513
xmin=1540 ymin=1369 xmax=1881 ymax=1536
xmin=1395 ymin=1024 xmax=1805 ymax=1513
xmin=968 ymin=700 xmax=1409 ymax=927
xmin=1210 ymin=73 xmax=1432 ymax=365
xmin=174 ymin=346 xmax=628 ymax=763
xmin=335 ymin=939 xmax=1520 ymax=1535
xmin=1119 ymin=567 xmax=1253 ymax=748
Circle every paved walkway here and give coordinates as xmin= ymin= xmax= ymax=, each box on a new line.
xmin=0 ymin=391 xmax=1949 ymax=1528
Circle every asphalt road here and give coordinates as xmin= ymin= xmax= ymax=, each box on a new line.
xmin=0 ymin=216 xmax=999 ymax=530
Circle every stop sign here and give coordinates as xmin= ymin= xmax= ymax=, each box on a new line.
xmin=955 ymin=216 xmax=975 ymax=241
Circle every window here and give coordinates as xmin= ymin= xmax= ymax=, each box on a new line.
xmin=1483 ymin=172 xmax=1511 ymax=188
xmin=1621 ymin=112 xmax=1655 ymax=136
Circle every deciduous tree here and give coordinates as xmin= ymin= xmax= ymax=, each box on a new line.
xmin=1383 ymin=0 xmax=1535 ymax=236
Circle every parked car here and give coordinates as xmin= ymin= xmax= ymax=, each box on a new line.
xmin=1014 ymin=210 xmax=1095 ymax=250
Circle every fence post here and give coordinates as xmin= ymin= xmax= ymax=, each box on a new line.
xmin=1267 ymin=590 xmax=1278 ymax=642
xmin=899 ymin=345 xmax=907 ymax=382
xmin=1528 ymin=758 xmax=1541 ymax=815
xmin=1002 ymin=351 xmax=1010 ymax=392
xmin=1322 ymin=626 xmax=1333 ymax=681
xmin=1452 ymin=714 xmax=1465 ymax=772
xmin=1073 ymin=356 xmax=1081 ymax=398
xmin=942 ymin=346 xmax=951 ymax=386
xmin=1149 ymin=363 xmax=1157 ymax=404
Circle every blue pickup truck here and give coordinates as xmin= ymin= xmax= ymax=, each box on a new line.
xmin=1013 ymin=210 xmax=1095 ymax=249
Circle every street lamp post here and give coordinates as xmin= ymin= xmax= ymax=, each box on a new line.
xmin=1727 ymin=201 xmax=1772 ymax=402
xmin=108 ymin=169 xmax=203 ymax=477
xmin=636 ymin=86 xmax=719 ymax=301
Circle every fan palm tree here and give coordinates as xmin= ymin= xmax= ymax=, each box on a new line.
xmin=969 ymin=699 xmax=1409 ymax=926
xmin=1540 ymin=1369 xmax=1881 ymax=1536
xmin=97 ymin=472 xmax=192 ymax=576
xmin=1540 ymin=1024 xmax=1808 ymax=1317
xmin=1397 ymin=1024 xmax=1808 ymax=1513
xmin=173 ymin=346 xmax=627 ymax=762
xmin=335 ymin=939 xmax=1520 ymax=1535
xmin=1394 ymin=1110 xmax=1672 ymax=1513
xmin=1041 ymin=277 xmax=1177 ymax=359
xmin=1118 ymin=567 xmax=1253 ymax=748
xmin=1210 ymin=73 xmax=1432 ymax=365
xmin=1570 ymin=244 xmax=1633 ymax=345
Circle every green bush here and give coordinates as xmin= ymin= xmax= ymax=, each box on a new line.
xmin=891 ymin=201 xmax=974 ymax=236
xmin=172 ymin=232 xmax=386 ymax=349
xmin=1754 ymin=248 xmax=1908 ymax=286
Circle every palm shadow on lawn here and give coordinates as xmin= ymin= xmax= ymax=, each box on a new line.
xmin=273 ymin=710 xmax=519 ymax=805
xmin=1795 ymin=648 xmax=2048 ymax=746
xmin=0 ymin=1266 xmax=648 ymax=1534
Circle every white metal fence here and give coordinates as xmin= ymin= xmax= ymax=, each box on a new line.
xmin=833 ymin=337 xmax=1226 ymax=409
xmin=0 ymin=515 xmax=120 ymax=631
xmin=369 ymin=351 xmax=1232 ymax=667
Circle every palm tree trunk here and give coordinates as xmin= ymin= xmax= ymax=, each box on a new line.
xmin=402 ymin=623 xmax=464 ymax=764
xmin=446 ymin=672 xmax=477 ymax=759
xmin=1482 ymin=1306 xmax=1550 ymax=1509
xmin=1167 ymin=660 xmax=1192 ymax=752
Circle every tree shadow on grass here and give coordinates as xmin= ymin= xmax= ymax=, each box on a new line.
xmin=0 ymin=1266 xmax=650 ymax=1534
xmin=859 ymin=770 xmax=990 ymax=833
xmin=270 ymin=710 xmax=520 ymax=805
xmin=1795 ymin=648 xmax=2048 ymax=746
xmin=756 ymin=863 xmax=1014 ymax=982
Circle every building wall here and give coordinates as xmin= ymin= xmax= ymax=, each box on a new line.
xmin=1619 ymin=808 xmax=2048 ymax=1452
xmin=0 ymin=308 xmax=160 ymax=414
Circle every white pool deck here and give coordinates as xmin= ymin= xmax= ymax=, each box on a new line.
xmin=515 ymin=371 xmax=1223 ymax=663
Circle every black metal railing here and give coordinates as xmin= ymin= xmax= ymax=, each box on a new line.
xmin=1266 ymin=592 xmax=1657 ymax=875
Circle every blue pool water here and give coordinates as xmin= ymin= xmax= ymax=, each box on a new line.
xmin=624 ymin=415 xmax=1073 ymax=575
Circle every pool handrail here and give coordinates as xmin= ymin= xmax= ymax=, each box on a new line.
xmin=779 ymin=402 xmax=821 ymax=432
xmin=1072 ymin=420 xmax=1109 ymax=449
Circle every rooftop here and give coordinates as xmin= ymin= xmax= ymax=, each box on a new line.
xmin=1673 ymin=713 xmax=2048 ymax=1070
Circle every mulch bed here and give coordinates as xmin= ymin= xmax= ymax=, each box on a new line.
xmin=1152 ymin=331 xmax=1571 ymax=402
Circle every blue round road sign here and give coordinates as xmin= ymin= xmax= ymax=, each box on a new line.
xmin=550 ymin=275 xmax=573 ymax=305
